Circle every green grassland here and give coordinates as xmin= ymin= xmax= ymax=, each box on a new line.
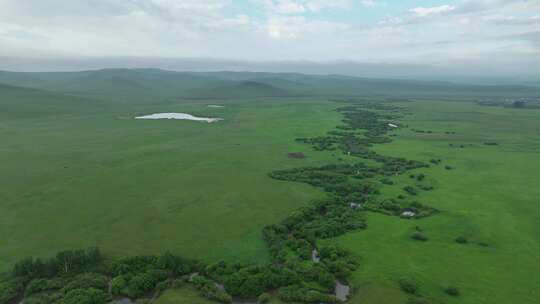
xmin=327 ymin=101 xmax=540 ymax=304
xmin=1 ymin=71 xmax=540 ymax=304
xmin=0 ymin=86 xmax=343 ymax=272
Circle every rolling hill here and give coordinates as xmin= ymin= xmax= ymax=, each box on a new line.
xmin=1 ymin=69 xmax=540 ymax=102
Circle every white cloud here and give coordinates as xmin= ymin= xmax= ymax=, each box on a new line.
xmin=0 ymin=0 xmax=538 ymax=75
xmin=265 ymin=16 xmax=350 ymax=39
xmin=257 ymin=0 xmax=351 ymax=15
xmin=409 ymin=5 xmax=455 ymax=17
xmin=361 ymin=0 xmax=380 ymax=8
xmin=274 ymin=0 xmax=306 ymax=14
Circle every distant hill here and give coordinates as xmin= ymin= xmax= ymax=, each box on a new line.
xmin=0 ymin=69 xmax=539 ymax=101
xmin=192 ymin=80 xmax=296 ymax=98
xmin=0 ymin=83 xmax=104 ymax=119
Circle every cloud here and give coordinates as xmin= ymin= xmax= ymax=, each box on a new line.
xmin=0 ymin=0 xmax=538 ymax=76
xmin=409 ymin=5 xmax=456 ymax=17
xmin=360 ymin=0 xmax=381 ymax=8
xmin=273 ymin=0 xmax=306 ymax=14
xmin=485 ymin=15 xmax=540 ymax=26
xmin=265 ymin=16 xmax=350 ymax=39
xmin=256 ymin=0 xmax=351 ymax=15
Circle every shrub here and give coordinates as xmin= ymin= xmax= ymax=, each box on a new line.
xmin=0 ymin=278 xmax=25 ymax=304
xmin=62 ymin=273 xmax=108 ymax=293
xmin=60 ymin=288 xmax=108 ymax=304
xmin=380 ymin=178 xmax=394 ymax=185
xmin=399 ymin=279 xmax=418 ymax=294
xmin=25 ymin=278 xmax=64 ymax=296
xmin=111 ymin=276 xmax=127 ymax=296
xmin=429 ymin=159 xmax=441 ymax=165
xmin=444 ymin=286 xmax=460 ymax=296
xmin=445 ymin=166 xmax=453 ymax=170
xmin=404 ymin=186 xmax=418 ymax=196
xmin=127 ymin=273 xmax=157 ymax=298
xmin=455 ymin=236 xmax=468 ymax=244
xmin=411 ymin=232 xmax=428 ymax=242
xmin=258 ymin=292 xmax=271 ymax=303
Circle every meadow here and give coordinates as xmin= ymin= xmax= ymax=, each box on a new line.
xmin=1 ymin=72 xmax=539 ymax=304
xmin=328 ymin=101 xmax=540 ymax=304
xmin=0 ymin=87 xmax=340 ymax=272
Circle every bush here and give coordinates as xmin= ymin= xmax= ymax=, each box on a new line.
xmin=258 ymin=292 xmax=271 ymax=303
xmin=62 ymin=273 xmax=108 ymax=293
xmin=0 ymin=278 xmax=25 ymax=304
xmin=444 ymin=286 xmax=460 ymax=296
xmin=380 ymin=178 xmax=394 ymax=185
xmin=25 ymin=278 xmax=64 ymax=296
xmin=60 ymin=288 xmax=108 ymax=304
xmin=411 ymin=232 xmax=428 ymax=242
xmin=23 ymin=292 xmax=63 ymax=304
xmin=455 ymin=236 xmax=468 ymax=244
xmin=127 ymin=273 xmax=157 ymax=298
xmin=111 ymin=276 xmax=127 ymax=296
xmin=399 ymin=279 xmax=418 ymax=294
xmin=404 ymin=186 xmax=418 ymax=196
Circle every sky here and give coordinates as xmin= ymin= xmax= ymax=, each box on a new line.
xmin=0 ymin=0 xmax=539 ymax=76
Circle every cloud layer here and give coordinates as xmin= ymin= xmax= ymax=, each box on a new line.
xmin=0 ymin=0 xmax=539 ymax=75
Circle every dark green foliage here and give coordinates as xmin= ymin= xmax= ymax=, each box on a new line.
xmin=445 ymin=166 xmax=453 ymax=170
xmin=444 ymin=286 xmax=460 ymax=296
xmin=127 ymin=269 xmax=170 ymax=298
xmin=278 ymin=285 xmax=338 ymax=303
xmin=411 ymin=232 xmax=428 ymax=242
xmin=192 ymin=275 xmax=232 ymax=303
xmin=399 ymin=278 xmax=419 ymax=294
xmin=25 ymin=278 xmax=65 ymax=297
xmin=59 ymin=288 xmax=108 ymax=304
xmin=110 ymin=275 xmax=127 ymax=295
xmin=62 ymin=273 xmax=108 ymax=293
xmin=23 ymin=292 xmax=63 ymax=304
xmin=12 ymin=247 xmax=103 ymax=279
xmin=417 ymin=185 xmax=434 ymax=191
xmin=455 ymin=236 xmax=468 ymax=244
xmin=3 ymin=248 xmax=201 ymax=304
xmin=0 ymin=278 xmax=25 ymax=304
xmin=258 ymin=292 xmax=271 ymax=303
xmin=404 ymin=186 xmax=419 ymax=196
xmin=380 ymin=178 xmax=394 ymax=185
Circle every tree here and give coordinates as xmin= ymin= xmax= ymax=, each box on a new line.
xmin=60 ymin=288 xmax=108 ymax=304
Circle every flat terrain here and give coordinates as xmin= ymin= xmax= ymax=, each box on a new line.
xmin=1 ymin=77 xmax=539 ymax=303
xmin=328 ymin=101 xmax=540 ymax=304
xmin=0 ymin=88 xmax=340 ymax=271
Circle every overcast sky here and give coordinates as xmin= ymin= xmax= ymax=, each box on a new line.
xmin=0 ymin=0 xmax=539 ymax=75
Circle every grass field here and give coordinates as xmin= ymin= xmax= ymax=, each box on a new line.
xmin=0 ymin=88 xmax=342 ymax=272
xmin=1 ymin=81 xmax=540 ymax=304
xmin=326 ymin=101 xmax=540 ymax=304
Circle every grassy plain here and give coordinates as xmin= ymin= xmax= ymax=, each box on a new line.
xmin=1 ymin=81 xmax=540 ymax=304
xmin=0 ymin=87 xmax=342 ymax=272
xmin=327 ymin=101 xmax=540 ymax=304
